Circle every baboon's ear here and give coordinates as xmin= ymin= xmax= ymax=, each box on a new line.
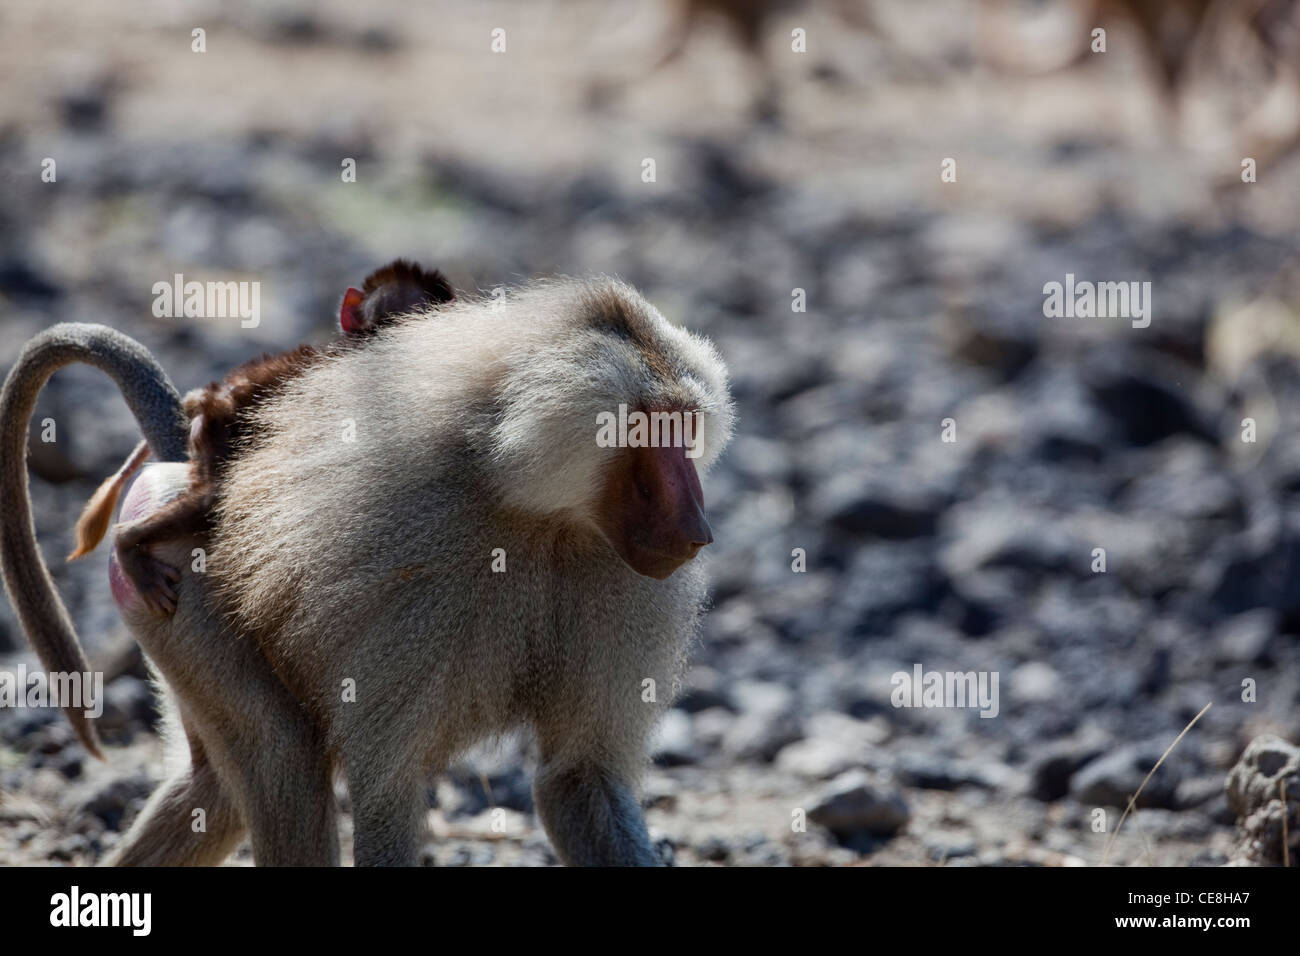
xmin=339 ymin=288 xmax=368 ymax=335
xmin=596 ymin=441 xmax=713 ymax=580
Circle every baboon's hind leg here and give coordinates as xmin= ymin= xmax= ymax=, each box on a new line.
xmin=104 ymin=737 xmax=243 ymax=866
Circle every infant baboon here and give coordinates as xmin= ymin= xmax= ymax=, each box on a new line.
xmin=339 ymin=258 xmax=454 ymax=336
xmin=68 ymin=260 xmax=455 ymax=615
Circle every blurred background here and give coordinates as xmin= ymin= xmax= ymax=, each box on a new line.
xmin=1 ymin=0 xmax=1299 ymax=866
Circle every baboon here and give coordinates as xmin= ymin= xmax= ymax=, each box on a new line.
xmin=987 ymin=0 xmax=1297 ymax=102
xmin=0 ymin=277 xmax=733 ymax=866
xmin=650 ymin=0 xmax=880 ymax=72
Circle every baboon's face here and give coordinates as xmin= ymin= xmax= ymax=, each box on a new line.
xmin=596 ymin=434 xmax=713 ymax=579
xmin=484 ymin=281 xmax=732 ymax=573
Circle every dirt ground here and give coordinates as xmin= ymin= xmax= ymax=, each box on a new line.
xmin=1 ymin=0 xmax=1299 ymax=866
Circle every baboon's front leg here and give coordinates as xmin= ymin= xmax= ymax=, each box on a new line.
xmin=533 ymin=759 xmax=662 ymax=866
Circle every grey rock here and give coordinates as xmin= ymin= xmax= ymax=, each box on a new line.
xmin=1081 ymin=347 xmax=1218 ymax=448
xmin=51 ymin=833 xmax=91 ymax=861
xmin=808 ymin=770 xmax=909 ymax=837
xmin=1226 ymin=734 xmax=1300 ymax=818
xmin=436 ymin=765 xmax=534 ymax=818
xmin=1227 ymin=736 xmax=1300 ymax=865
xmin=730 ymin=679 xmax=793 ymax=718
xmin=1204 ymin=517 xmax=1300 ymax=620
xmin=1120 ymin=441 xmax=1241 ymax=521
xmin=832 ymin=543 xmax=941 ymax=638
xmin=1070 ymin=743 xmax=1183 ymax=809
xmin=675 ymin=666 xmax=732 ymax=714
xmin=696 ymin=835 xmax=732 ymax=862
xmin=650 ymin=708 xmax=699 ymax=767
xmin=926 ymin=833 xmax=977 ymax=861
xmin=1173 ymin=774 xmax=1225 ymax=810
xmin=811 ymin=472 xmax=941 ymax=540
xmin=1028 ymin=738 xmax=1107 ymax=802
xmin=1213 ymin=610 xmax=1277 ymax=665
xmin=721 ymin=710 xmax=803 ymax=763
xmin=897 ymin=753 xmax=1024 ymax=793
xmin=775 ymin=711 xmax=889 ymax=779
xmin=78 ymin=771 xmax=155 ymax=832
xmin=940 ymin=503 xmax=1077 ymax=579
xmin=96 ymin=676 xmax=159 ymax=738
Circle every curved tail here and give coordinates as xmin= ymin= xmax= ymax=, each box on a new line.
xmin=0 ymin=323 xmax=188 ymax=758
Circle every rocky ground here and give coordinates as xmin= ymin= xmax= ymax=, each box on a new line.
xmin=1 ymin=0 xmax=1299 ymax=866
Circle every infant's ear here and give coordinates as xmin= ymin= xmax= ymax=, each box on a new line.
xmin=339 ymin=288 xmax=368 ymax=335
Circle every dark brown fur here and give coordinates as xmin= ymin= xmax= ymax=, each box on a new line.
xmin=113 ymin=346 xmax=324 ymax=613
xmin=363 ymin=258 xmax=453 ymax=300
xmin=351 ymin=259 xmax=454 ymax=332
